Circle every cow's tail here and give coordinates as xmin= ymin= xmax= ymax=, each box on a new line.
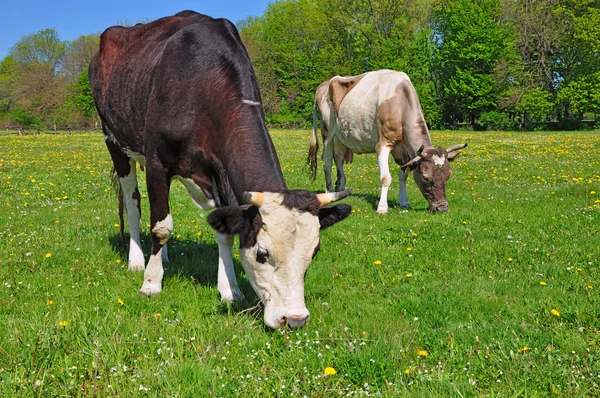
xmin=112 ymin=168 xmax=126 ymax=249
xmin=307 ymin=99 xmax=320 ymax=181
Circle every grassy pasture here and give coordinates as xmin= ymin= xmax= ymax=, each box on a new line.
xmin=0 ymin=130 xmax=599 ymax=397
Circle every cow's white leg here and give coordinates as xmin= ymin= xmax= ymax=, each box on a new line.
xmin=140 ymin=214 xmax=172 ymax=296
xmin=322 ymin=137 xmax=335 ymax=193
xmin=120 ymin=160 xmax=145 ymax=271
xmin=398 ymin=168 xmax=411 ymax=209
xmin=376 ymin=145 xmax=392 ymax=214
xmin=215 ymin=232 xmax=244 ymax=302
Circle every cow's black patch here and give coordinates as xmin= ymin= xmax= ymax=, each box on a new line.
xmin=319 ymin=204 xmax=352 ymax=229
xmin=281 ymin=189 xmax=320 ymax=215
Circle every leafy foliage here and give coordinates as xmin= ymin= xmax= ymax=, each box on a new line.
xmin=2 ymin=1 xmax=600 ymax=130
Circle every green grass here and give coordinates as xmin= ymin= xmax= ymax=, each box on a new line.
xmin=1 ymin=130 xmax=599 ymax=396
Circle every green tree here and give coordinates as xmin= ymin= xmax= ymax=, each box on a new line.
xmin=9 ymin=28 xmax=66 ymax=70
xmin=62 ymin=34 xmax=100 ymax=83
xmin=433 ymin=0 xmax=516 ymax=127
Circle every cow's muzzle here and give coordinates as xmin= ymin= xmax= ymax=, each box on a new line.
xmin=431 ymin=201 xmax=449 ymax=213
xmin=281 ymin=310 xmax=310 ymax=328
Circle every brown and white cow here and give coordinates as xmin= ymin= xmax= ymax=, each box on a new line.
xmin=89 ymin=11 xmax=351 ymax=329
xmin=308 ymin=70 xmax=466 ymax=214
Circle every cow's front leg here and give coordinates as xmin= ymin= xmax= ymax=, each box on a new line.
xmin=140 ymin=165 xmax=172 ymax=297
xmin=376 ymin=145 xmax=392 ymax=214
xmin=397 ymin=167 xmax=412 ymax=209
xmin=215 ymin=232 xmax=244 ymax=302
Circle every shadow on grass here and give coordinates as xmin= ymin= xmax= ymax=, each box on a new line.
xmin=108 ymin=233 xmax=259 ymax=314
xmin=352 ymin=192 xmax=429 ymax=213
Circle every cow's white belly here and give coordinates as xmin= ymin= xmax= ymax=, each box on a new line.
xmin=335 ymin=99 xmax=379 ymax=154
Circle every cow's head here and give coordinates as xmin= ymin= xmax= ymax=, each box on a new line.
xmin=401 ymin=144 xmax=467 ymax=212
xmin=207 ymin=189 xmax=351 ymax=328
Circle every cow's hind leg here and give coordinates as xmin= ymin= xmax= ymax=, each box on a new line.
xmin=140 ymin=160 xmax=172 ymax=296
xmin=104 ymin=134 xmax=145 ymax=271
xmin=216 ymin=232 xmax=245 ymax=302
xmin=376 ymin=144 xmax=392 ymax=214
xmin=322 ymin=133 xmax=335 ymax=193
xmin=397 ymin=168 xmax=412 ymax=209
xmin=333 ymin=136 xmax=347 ymax=192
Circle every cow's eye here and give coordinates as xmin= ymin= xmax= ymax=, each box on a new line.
xmin=256 ymin=246 xmax=269 ymax=264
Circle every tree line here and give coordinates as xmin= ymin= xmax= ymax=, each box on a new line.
xmin=0 ymin=29 xmax=98 ymax=131
xmin=1 ymin=0 xmax=599 ymax=132
xmin=239 ymin=0 xmax=600 ymax=130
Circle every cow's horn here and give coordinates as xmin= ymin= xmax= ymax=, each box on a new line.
xmin=316 ymin=189 xmax=351 ymax=206
xmin=243 ymin=191 xmax=264 ymax=207
xmin=417 ymin=145 xmax=425 ymax=157
xmin=447 ymin=143 xmax=467 ymax=153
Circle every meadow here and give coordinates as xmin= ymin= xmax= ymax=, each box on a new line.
xmin=0 ymin=129 xmax=599 ymax=397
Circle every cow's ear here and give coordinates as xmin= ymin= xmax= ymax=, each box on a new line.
xmin=207 ymin=206 xmax=247 ymax=235
xmin=319 ymin=204 xmax=352 ymax=229
xmin=447 ymin=151 xmax=461 ymax=162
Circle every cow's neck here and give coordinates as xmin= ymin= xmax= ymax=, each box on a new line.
xmin=405 ymin=115 xmax=434 ymax=156
xmin=219 ymin=122 xmax=287 ymax=205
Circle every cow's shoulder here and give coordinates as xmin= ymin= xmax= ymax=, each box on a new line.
xmin=328 ymin=73 xmax=367 ymax=118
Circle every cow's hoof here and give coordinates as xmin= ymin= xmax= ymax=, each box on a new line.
xmin=376 ymin=206 xmax=389 ymax=215
xmin=220 ymin=288 xmax=245 ymax=303
xmin=128 ymin=263 xmax=145 ymax=272
xmin=139 ymin=281 xmax=162 ymax=297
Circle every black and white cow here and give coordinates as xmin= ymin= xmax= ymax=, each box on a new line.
xmin=89 ymin=11 xmax=351 ymax=328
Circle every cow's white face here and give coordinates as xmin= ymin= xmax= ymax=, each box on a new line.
xmin=207 ymin=189 xmax=351 ymax=328
xmin=240 ymin=193 xmax=320 ymax=328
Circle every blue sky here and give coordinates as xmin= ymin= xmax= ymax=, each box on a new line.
xmin=1 ymin=0 xmax=272 ymax=59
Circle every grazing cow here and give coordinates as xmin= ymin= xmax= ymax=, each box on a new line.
xmin=89 ymin=11 xmax=351 ymax=329
xmin=308 ymin=70 xmax=466 ymax=214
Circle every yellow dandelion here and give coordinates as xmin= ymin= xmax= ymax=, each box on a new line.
xmin=153 ymin=313 xmax=162 ymax=318
xmin=507 ymin=258 xmax=513 ymax=262
xmin=406 ymin=247 xmax=412 ymax=251
xmin=587 ymin=285 xmax=593 ymax=289
xmin=518 ymin=347 xmax=531 ymax=353
xmin=404 ymin=368 xmax=412 ymax=375
xmin=417 ymin=350 xmax=428 ymax=357
xmin=45 ymin=253 xmax=52 ymax=258
xmin=114 ymin=224 xmax=120 ymax=228
xmin=324 ymin=367 xmax=337 ymax=376
xmin=362 ymin=331 xmax=367 ymax=337
xmin=550 ymin=309 xmax=560 ymax=317
xmin=197 ymin=231 xmax=203 ymax=237
xmin=116 ymin=259 xmax=121 ymax=264
xmin=373 ymin=260 xmax=382 ymax=265
xmin=59 ymin=320 xmax=68 ymax=327
xmin=118 ymin=298 xmax=124 ymax=306
xmin=539 ymin=281 xmax=547 ymax=286
xmin=406 ymin=273 xmax=413 ymax=278
xmin=47 ymin=300 xmax=53 ymax=306
xmin=591 ymin=191 xmax=596 ymax=195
